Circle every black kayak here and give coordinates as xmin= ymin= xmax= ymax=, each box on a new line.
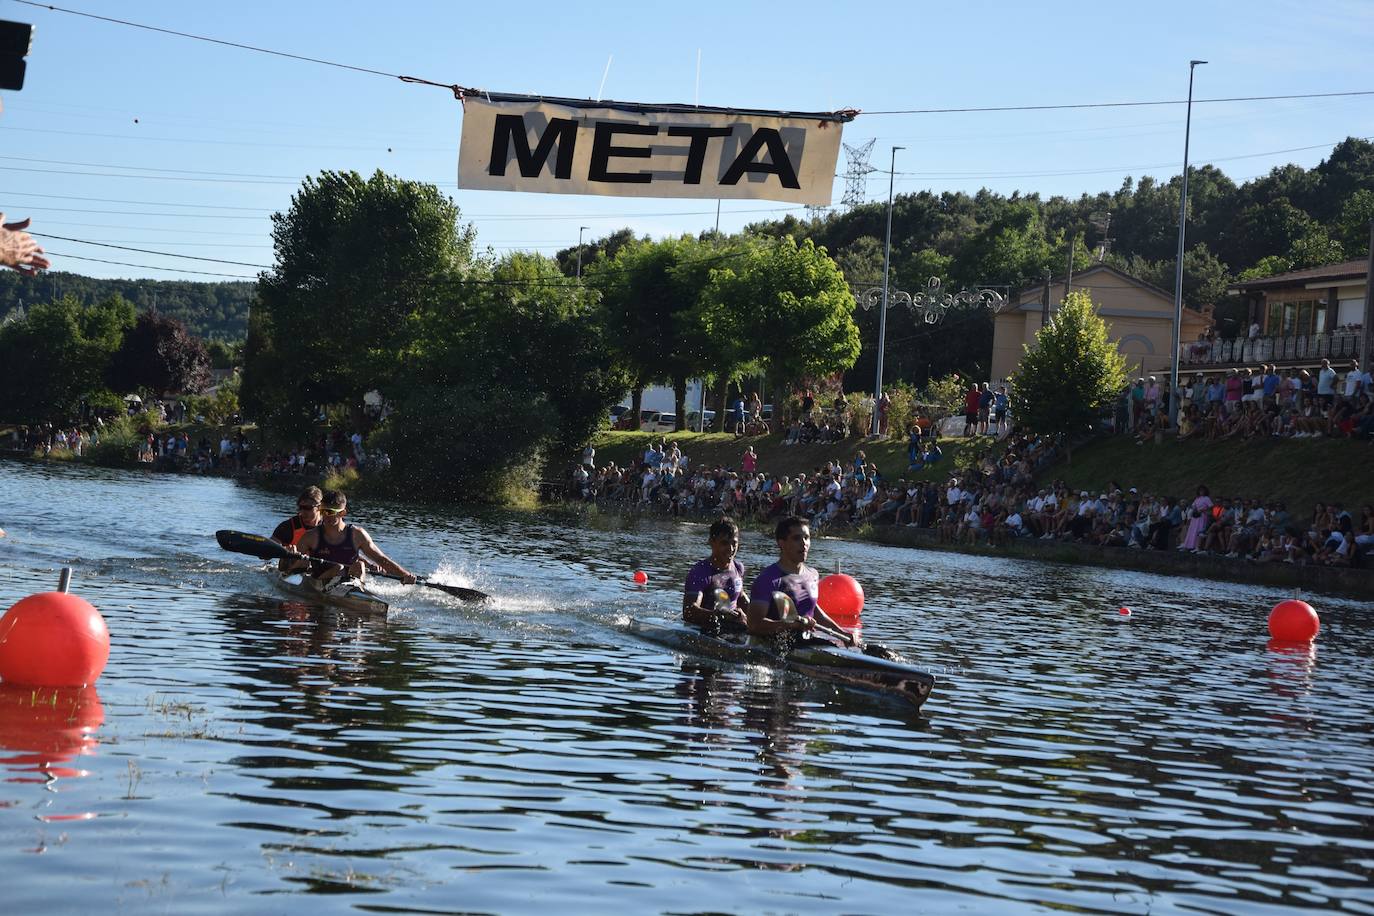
xmin=624 ymin=619 xmax=935 ymax=710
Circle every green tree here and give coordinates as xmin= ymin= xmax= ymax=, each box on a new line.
xmin=0 ymin=294 xmax=135 ymax=423
xmin=701 ymin=237 xmax=860 ymax=425
xmin=375 ymin=252 xmax=627 ymax=499
xmin=586 ymin=235 xmax=721 ymax=429
xmin=1008 ymin=291 xmax=1128 ymax=456
xmin=244 ymin=170 xmax=475 ymax=435
xmin=1335 ymin=189 xmax=1374 ymax=255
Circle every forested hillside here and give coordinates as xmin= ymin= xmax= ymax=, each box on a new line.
xmin=568 ymin=137 xmax=1374 ymax=389
xmin=0 ymin=271 xmax=253 ymax=341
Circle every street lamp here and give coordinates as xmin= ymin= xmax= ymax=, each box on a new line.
xmin=859 ymin=277 xmax=1005 ymax=432
xmin=870 ymin=146 xmax=904 ymax=434
xmin=1169 ymin=59 xmax=1207 ymax=428
xmin=575 ymin=225 xmax=590 ymax=281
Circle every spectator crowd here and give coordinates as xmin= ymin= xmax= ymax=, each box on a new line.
xmin=570 ymin=423 xmax=1372 ymax=570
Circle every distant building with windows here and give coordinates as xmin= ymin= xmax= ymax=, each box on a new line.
xmin=989 ymin=263 xmax=1209 ymax=384
xmin=1177 ymin=260 xmax=1370 ymax=371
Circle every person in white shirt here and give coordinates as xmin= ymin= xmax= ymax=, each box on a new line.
xmin=1342 ymin=360 xmax=1367 ymax=398
xmin=1317 ymin=359 xmax=1338 ymax=404
xmin=946 ymin=480 xmax=963 ymax=506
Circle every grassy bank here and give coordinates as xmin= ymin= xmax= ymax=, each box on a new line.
xmin=584 ymin=427 xmax=1370 ymax=517
xmin=586 ymin=430 xmax=996 ymax=483
xmin=1046 ymin=435 xmax=1372 ymax=510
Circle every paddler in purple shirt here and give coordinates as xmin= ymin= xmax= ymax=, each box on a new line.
xmin=746 ymin=515 xmax=858 ymax=647
xmin=682 ymin=517 xmax=748 ymax=632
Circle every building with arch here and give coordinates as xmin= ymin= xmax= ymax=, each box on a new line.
xmin=989 ymin=263 xmax=1210 ymax=384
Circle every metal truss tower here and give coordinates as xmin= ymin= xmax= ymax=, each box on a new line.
xmin=841 ymin=138 xmax=877 ymax=209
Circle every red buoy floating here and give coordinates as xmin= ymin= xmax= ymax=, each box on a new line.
xmin=1268 ymin=599 xmax=1319 ymax=643
xmin=0 ymin=570 xmax=110 ymax=687
xmin=632 ymin=570 xmax=648 ymax=585
xmin=1119 ymin=606 xmax=1132 ymax=616
xmin=819 ymin=573 xmax=864 ymax=630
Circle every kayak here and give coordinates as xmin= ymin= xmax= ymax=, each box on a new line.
xmin=624 ymin=619 xmax=935 ymax=710
xmin=262 ymin=566 xmax=389 ymax=615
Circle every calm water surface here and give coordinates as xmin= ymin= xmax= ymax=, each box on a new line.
xmin=0 ymin=461 xmax=1371 ymax=913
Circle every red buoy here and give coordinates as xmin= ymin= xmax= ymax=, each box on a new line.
xmin=632 ymin=570 xmax=648 ymax=585
xmin=0 ymin=591 xmax=110 ymax=687
xmin=1268 ymin=599 xmax=1319 ymax=643
xmin=819 ymin=573 xmax=864 ymax=629
xmin=1119 ymin=606 xmax=1132 ymax=616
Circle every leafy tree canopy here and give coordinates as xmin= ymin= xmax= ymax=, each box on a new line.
xmin=1008 ymin=291 xmax=1129 ymax=447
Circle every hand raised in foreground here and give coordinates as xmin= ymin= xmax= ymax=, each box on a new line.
xmin=0 ymin=215 xmax=50 ymax=275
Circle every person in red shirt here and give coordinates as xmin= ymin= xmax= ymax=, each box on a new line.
xmin=963 ymin=385 xmax=981 ymax=437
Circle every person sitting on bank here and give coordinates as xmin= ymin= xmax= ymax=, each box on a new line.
xmin=682 ymin=517 xmax=748 ymax=632
xmin=746 ymin=515 xmax=857 ymax=647
xmin=294 ymin=490 xmax=416 ymax=584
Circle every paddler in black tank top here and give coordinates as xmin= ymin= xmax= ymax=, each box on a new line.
xmin=295 ymin=489 xmax=417 ymax=585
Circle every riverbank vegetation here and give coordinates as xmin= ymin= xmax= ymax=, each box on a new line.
xmin=240 ymin=170 xmax=864 ymax=501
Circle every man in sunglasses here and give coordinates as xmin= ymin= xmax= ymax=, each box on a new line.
xmin=296 ymin=489 xmax=416 ymax=585
xmin=272 ymin=486 xmax=323 ymax=549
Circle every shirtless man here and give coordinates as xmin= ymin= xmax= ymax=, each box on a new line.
xmin=295 ymin=490 xmax=416 ymax=584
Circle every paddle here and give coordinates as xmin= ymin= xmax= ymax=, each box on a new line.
xmin=214 ymin=530 xmax=490 ymax=603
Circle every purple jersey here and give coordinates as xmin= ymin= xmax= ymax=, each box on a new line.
xmin=749 ymin=562 xmax=818 ymax=619
xmin=683 ymin=558 xmax=746 ymax=607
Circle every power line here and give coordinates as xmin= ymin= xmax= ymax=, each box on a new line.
xmin=14 ymin=2 xmax=1374 ymax=119
xmin=12 ymin=1 xmax=407 ymax=81
xmin=864 ymin=90 xmax=1374 ymax=115
xmin=42 ymin=251 xmax=257 ymax=279
xmin=31 ymin=233 xmax=271 ymax=268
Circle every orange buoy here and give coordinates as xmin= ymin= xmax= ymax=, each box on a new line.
xmin=632 ymin=570 xmax=648 ymax=585
xmin=1268 ymin=599 xmax=1319 ymax=643
xmin=0 ymin=569 xmax=110 ymax=687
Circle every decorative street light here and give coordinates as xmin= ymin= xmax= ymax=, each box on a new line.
xmin=859 ymin=277 xmax=1005 ymax=433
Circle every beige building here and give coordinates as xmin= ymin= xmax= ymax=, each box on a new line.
xmin=989 ymin=263 xmax=1210 ymax=384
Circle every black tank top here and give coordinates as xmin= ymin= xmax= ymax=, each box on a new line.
xmin=311 ymin=524 xmax=359 ymax=567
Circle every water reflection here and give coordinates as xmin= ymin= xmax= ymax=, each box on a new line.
xmin=1 ymin=461 xmax=1372 ymax=911
xmin=0 ymin=684 xmax=103 ymax=783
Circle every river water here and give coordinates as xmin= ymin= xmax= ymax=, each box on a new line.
xmin=0 ymin=461 xmax=1371 ymax=913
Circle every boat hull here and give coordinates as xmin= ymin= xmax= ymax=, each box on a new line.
xmin=263 ymin=567 xmax=389 ymax=615
xmin=625 ymin=619 xmax=934 ymax=709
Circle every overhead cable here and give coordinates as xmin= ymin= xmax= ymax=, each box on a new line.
xmin=14 ymin=2 xmax=1374 ymax=116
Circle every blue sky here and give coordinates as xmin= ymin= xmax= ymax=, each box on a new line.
xmin=1 ymin=0 xmax=1371 ymax=281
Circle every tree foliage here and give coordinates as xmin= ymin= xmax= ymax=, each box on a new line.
xmin=0 ymin=294 xmax=135 ymax=423
xmin=243 ymin=169 xmax=476 ymax=436
xmin=1009 ymin=292 xmax=1128 ymax=446
xmin=107 ymin=310 xmax=212 ymax=396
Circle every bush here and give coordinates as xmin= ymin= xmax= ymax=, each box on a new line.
xmin=89 ymin=415 xmax=143 ymax=468
xmin=322 ymin=465 xmax=360 ymax=492
xmin=370 ymin=382 xmax=552 ymax=503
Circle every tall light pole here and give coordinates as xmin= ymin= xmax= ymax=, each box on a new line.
xmin=1169 ymin=59 xmax=1206 ymax=428
xmin=575 ymin=225 xmax=590 ymax=281
xmin=871 ymin=145 xmax=903 ymax=435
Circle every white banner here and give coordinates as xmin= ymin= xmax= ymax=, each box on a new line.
xmin=458 ymin=96 xmax=847 ymax=205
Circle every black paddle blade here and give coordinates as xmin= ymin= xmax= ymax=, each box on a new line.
xmin=417 ymin=577 xmax=490 ymax=603
xmin=216 ymin=529 xmax=290 ymax=562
